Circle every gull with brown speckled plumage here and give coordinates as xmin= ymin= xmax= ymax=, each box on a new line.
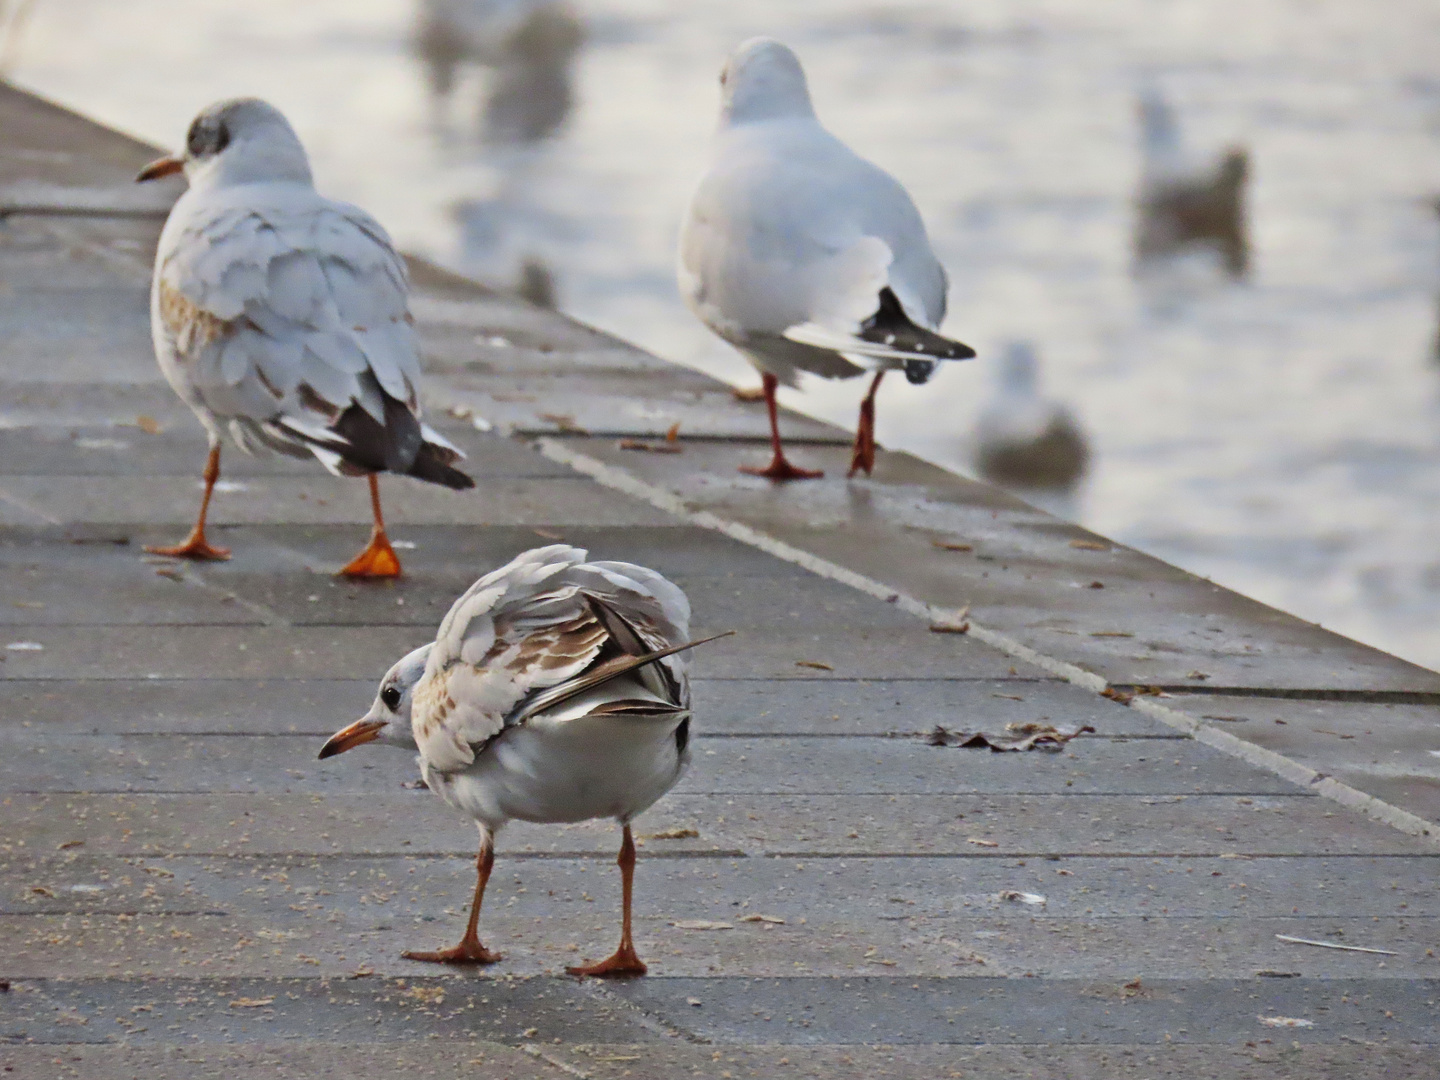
xmin=137 ymin=97 xmax=472 ymax=577
xmin=318 ymin=545 xmax=729 ymax=976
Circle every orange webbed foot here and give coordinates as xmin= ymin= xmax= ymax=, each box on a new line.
xmin=739 ymin=458 xmax=823 ymax=482
xmin=144 ymin=535 xmax=231 ymax=561
xmin=566 ymin=943 xmax=647 ymax=979
xmin=339 ymin=529 xmax=401 ymax=579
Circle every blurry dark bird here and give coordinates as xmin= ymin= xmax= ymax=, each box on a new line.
xmin=516 ymin=257 xmax=556 ymax=308
xmin=973 ymin=342 xmax=1089 ymax=491
xmin=414 ymin=0 xmax=584 ymax=143
xmin=484 ymin=3 xmax=584 ymax=143
xmin=1134 ymin=87 xmax=1249 ymax=279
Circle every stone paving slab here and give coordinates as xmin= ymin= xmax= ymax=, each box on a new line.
xmin=0 ymin=623 xmax=1026 ymax=681
xmin=9 ymin=676 xmax=1156 ymax=737
xmin=1157 ymin=695 xmax=1440 ymax=824
xmin=567 ymin=439 xmax=1440 ymax=696
xmin=0 ymin=475 xmax=674 ymax=529
xmin=4 ymin=1042 xmax=1434 ymax=1080
xmin=0 ymin=424 xmax=574 ymax=478
xmin=3 ymin=911 xmax=1437 ymax=981
xmin=9 ymin=792 xmax=1431 ymax=858
xmin=0 ymin=732 xmax=1296 ymax=797
xmin=4 ymin=974 xmax=1436 ymax=1049
xmin=8 ymin=853 xmax=1439 ymax=922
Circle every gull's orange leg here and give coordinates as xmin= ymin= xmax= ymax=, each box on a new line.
xmin=739 ymin=373 xmax=823 ymax=482
xmin=568 ymin=823 xmax=647 ymax=978
xmin=145 ymin=443 xmax=231 ymax=560
xmin=339 ymin=474 xmax=402 ymax=579
xmin=403 ymin=835 xmax=502 ymax=965
xmin=847 ymin=371 xmax=885 ymax=478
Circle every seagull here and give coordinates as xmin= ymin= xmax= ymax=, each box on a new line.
xmin=136 ymin=98 xmax=472 ymax=578
xmin=973 ymin=341 xmax=1089 ymax=490
xmin=318 ymin=545 xmax=730 ymax=975
xmin=679 ymin=37 xmax=975 ymax=481
xmin=1135 ymin=86 xmax=1249 ymax=278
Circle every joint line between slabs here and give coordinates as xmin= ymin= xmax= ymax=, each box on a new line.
xmin=534 ymin=438 xmax=1440 ymax=849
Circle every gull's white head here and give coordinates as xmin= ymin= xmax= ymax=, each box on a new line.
xmin=719 ymin=38 xmax=815 ymax=126
xmin=317 ymin=644 xmax=430 ymax=759
xmin=136 ymin=98 xmax=313 ymax=190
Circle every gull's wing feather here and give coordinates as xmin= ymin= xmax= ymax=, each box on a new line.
xmin=155 ymin=187 xmax=469 ymax=485
xmin=410 ymin=546 xmax=703 ymax=773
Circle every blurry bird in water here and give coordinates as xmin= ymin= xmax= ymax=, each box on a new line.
xmin=973 ymin=342 xmax=1089 ymax=491
xmin=1134 ymin=86 xmax=1249 ymax=278
xmin=137 ymin=98 xmax=472 ymax=577
xmin=415 ymin=0 xmax=584 ymax=143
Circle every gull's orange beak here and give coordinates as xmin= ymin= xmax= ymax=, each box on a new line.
xmin=136 ymin=155 xmax=185 ymax=183
xmin=318 ymin=718 xmax=386 ymax=759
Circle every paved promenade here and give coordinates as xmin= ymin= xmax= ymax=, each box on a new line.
xmin=1 ymin=84 xmax=1437 ymax=1077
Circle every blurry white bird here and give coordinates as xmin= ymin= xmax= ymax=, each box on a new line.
xmin=137 ymin=98 xmax=472 ymax=577
xmin=1135 ymin=86 xmax=1249 ymax=278
xmin=973 ymin=342 xmax=1088 ymax=491
xmin=679 ymin=37 xmax=975 ymax=481
xmin=318 ymin=545 xmax=729 ymax=975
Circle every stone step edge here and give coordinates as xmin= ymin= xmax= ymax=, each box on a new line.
xmin=537 ymin=437 xmax=1439 ymax=847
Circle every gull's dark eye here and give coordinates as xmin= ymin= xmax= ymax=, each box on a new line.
xmin=381 ymin=685 xmax=402 ymax=711
xmin=186 ymin=116 xmax=230 ymax=159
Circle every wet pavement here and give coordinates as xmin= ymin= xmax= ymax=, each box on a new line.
xmin=1 ymin=83 xmax=1437 ymax=1078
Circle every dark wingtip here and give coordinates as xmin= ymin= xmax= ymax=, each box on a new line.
xmin=410 ymin=449 xmax=475 ymax=490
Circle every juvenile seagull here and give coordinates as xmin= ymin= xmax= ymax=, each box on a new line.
xmin=679 ymin=37 xmax=975 ymax=480
xmin=318 ymin=545 xmax=728 ymax=975
xmin=137 ymin=98 xmax=472 ymax=577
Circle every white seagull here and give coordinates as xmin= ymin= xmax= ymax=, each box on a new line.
xmin=318 ymin=545 xmax=729 ymax=975
xmin=136 ymin=98 xmax=472 ymax=578
xmin=679 ymin=37 xmax=975 ymax=481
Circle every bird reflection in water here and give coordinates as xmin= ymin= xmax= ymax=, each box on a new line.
xmin=1134 ymin=86 xmax=1249 ymax=279
xmin=414 ymin=0 xmax=584 ymax=144
xmin=973 ymin=341 xmax=1089 ymax=492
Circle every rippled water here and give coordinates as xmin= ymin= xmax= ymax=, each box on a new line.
xmin=10 ymin=0 xmax=1440 ymax=668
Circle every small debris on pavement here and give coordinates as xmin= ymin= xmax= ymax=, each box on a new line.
xmin=738 ymin=914 xmax=785 ymax=924
xmin=1069 ymin=539 xmax=1108 ymax=550
xmin=618 ymin=438 xmax=682 ymax=454
xmin=795 ymin=660 xmax=833 ymax=671
xmin=672 ymin=919 xmax=733 ymax=930
xmin=1276 ymin=934 xmax=1397 ymax=956
xmin=539 ymin=412 xmax=587 ymax=434
xmin=229 ymin=997 xmax=275 ymax=1008
xmin=932 ymin=540 xmax=973 ymax=552
xmin=926 ymin=722 xmax=1094 ymax=751
xmin=930 ymin=605 xmax=970 ymax=633
xmin=644 ymin=827 xmax=699 ymax=840
xmin=967 ymin=838 xmax=999 ymax=848
xmin=1259 ymin=1016 xmax=1314 ymax=1028
xmin=997 ymin=890 xmax=1046 ymax=906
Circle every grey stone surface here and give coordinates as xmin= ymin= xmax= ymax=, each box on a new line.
xmin=2 ymin=81 xmax=1438 ymax=1075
